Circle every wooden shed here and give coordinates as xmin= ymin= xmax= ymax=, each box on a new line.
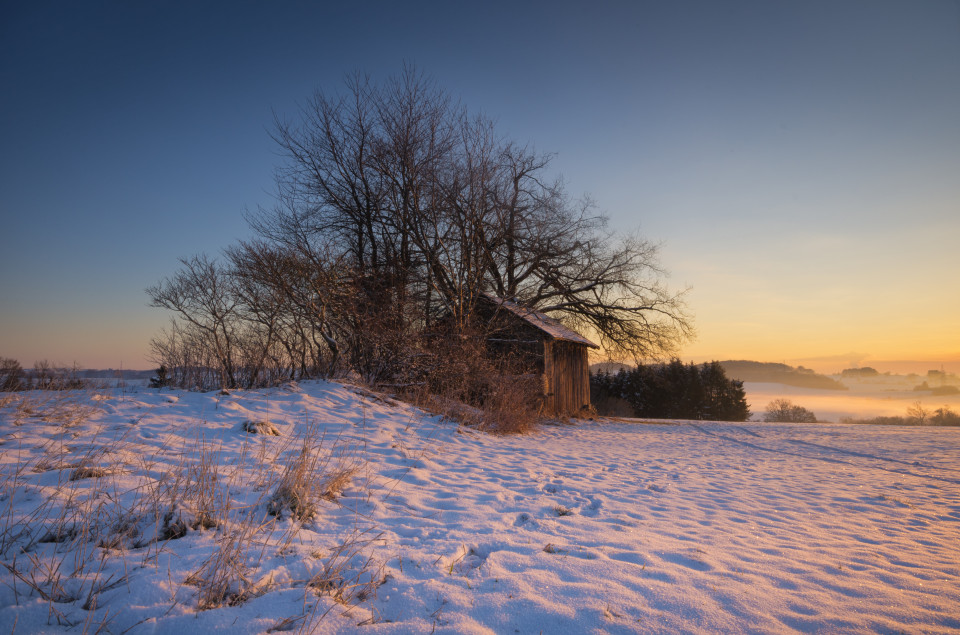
xmin=478 ymin=294 xmax=599 ymax=416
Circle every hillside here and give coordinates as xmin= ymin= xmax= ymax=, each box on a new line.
xmin=1 ymin=382 xmax=957 ymax=633
xmin=719 ymin=360 xmax=848 ymax=390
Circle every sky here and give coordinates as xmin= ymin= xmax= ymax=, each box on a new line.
xmin=1 ymin=0 xmax=958 ymax=373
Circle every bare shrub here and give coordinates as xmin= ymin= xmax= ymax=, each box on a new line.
xmin=931 ymin=405 xmax=960 ymax=426
xmin=763 ymin=399 xmax=818 ymax=423
xmin=0 ymin=357 xmax=25 ymax=391
xmin=409 ymin=331 xmax=542 ymax=434
xmin=477 ymin=372 xmax=541 ymax=434
xmin=906 ymin=400 xmax=928 ymax=425
xmin=843 ymin=404 xmax=960 ymax=427
xmin=29 ymin=360 xmax=87 ymax=391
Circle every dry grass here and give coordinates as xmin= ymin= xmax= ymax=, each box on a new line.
xmin=267 ymin=426 xmax=359 ymax=521
xmin=185 ymin=515 xmax=265 ymax=610
xmin=242 ymin=419 xmax=281 ymax=436
xmin=554 ymin=504 xmax=574 ymax=517
xmin=0 ymin=390 xmax=380 ymax=628
xmin=306 ymin=530 xmax=387 ymax=615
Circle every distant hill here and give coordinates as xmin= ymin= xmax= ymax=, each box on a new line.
xmin=590 ymin=360 xmax=849 ymax=391
xmin=718 ymin=361 xmax=848 ymax=391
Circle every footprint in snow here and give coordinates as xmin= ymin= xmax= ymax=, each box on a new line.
xmin=580 ymin=496 xmax=602 ymax=517
xmin=660 ymin=551 xmax=713 ymax=572
xmin=514 ymin=513 xmax=540 ymax=529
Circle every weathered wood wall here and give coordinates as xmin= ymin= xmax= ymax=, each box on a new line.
xmin=543 ymin=340 xmax=591 ymax=415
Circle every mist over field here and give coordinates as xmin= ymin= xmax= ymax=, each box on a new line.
xmin=744 ymin=380 xmax=960 ymax=423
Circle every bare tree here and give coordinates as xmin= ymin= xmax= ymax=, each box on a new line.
xmin=146 ymin=255 xmax=243 ymax=389
xmin=907 ymin=400 xmax=929 ymax=425
xmin=764 ymin=399 xmax=818 ymax=423
xmin=0 ymin=357 xmax=25 ymax=391
xmin=150 ymin=67 xmax=692 ymax=389
xmin=259 ymin=67 xmax=691 ymax=362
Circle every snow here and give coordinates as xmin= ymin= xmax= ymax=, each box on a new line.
xmin=1 ymin=383 xmax=958 ymax=633
xmin=481 ymin=293 xmax=599 ymax=348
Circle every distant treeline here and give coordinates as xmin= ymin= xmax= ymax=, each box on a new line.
xmin=843 ymin=403 xmax=960 ymax=427
xmin=591 ymin=360 xmax=751 ymax=421
xmin=0 ymin=358 xmax=153 ymax=391
xmin=718 ymin=361 xmax=847 ymax=390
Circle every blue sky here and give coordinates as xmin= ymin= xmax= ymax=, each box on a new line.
xmin=2 ymin=1 xmax=958 ymax=371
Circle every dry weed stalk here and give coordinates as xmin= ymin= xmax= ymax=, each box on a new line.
xmin=267 ymin=426 xmax=358 ymax=521
xmin=185 ymin=519 xmax=259 ymax=610
xmin=303 ymin=529 xmax=387 ymax=627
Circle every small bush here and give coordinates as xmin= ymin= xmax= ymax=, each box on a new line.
xmin=0 ymin=357 xmax=25 ymax=391
xmin=763 ymin=399 xmax=817 ymax=423
xmin=150 ymin=365 xmax=172 ymax=388
xmin=931 ymin=406 xmax=960 ymax=426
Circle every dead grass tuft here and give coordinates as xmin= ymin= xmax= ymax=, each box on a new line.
xmin=69 ymin=465 xmax=112 ymax=481
xmin=186 ymin=527 xmax=257 ymax=610
xmin=268 ymin=443 xmax=323 ymax=521
xmin=320 ymin=466 xmax=357 ymax=501
xmin=242 ymin=419 xmax=281 ymax=436
xmin=267 ymin=425 xmax=360 ymax=520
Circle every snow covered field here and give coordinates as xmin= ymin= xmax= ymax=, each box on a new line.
xmin=1 ymin=382 xmax=958 ymax=633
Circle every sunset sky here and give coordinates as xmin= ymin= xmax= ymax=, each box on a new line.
xmin=2 ymin=1 xmax=958 ymax=373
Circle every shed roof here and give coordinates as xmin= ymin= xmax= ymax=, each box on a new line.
xmin=480 ymin=293 xmax=599 ymax=349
